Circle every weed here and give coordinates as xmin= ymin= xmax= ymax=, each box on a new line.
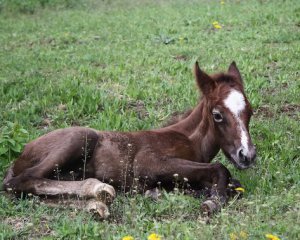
xmin=0 ymin=122 xmax=28 ymax=165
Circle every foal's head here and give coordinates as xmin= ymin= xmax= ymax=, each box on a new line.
xmin=195 ymin=62 xmax=256 ymax=169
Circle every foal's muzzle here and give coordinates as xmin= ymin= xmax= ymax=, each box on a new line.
xmin=235 ymin=146 xmax=257 ymax=169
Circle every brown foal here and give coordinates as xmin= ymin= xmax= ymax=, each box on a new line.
xmin=3 ymin=62 xmax=256 ymax=218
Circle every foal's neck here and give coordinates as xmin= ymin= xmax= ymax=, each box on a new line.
xmin=166 ymin=98 xmax=220 ymax=162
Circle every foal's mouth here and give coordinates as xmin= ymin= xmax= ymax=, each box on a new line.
xmin=234 ymin=161 xmax=255 ymax=170
xmin=229 ymin=155 xmax=256 ymax=170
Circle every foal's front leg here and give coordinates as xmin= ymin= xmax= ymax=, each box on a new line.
xmin=139 ymin=157 xmax=233 ymax=215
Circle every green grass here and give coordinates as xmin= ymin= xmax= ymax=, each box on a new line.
xmin=0 ymin=0 xmax=299 ymax=239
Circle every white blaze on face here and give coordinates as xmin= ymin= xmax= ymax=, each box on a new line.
xmin=223 ymin=90 xmax=249 ymax=154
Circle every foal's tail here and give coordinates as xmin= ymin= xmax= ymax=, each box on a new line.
xmin=2 ymin=166 xmax=14 ymax=190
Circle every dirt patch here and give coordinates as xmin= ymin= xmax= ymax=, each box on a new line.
xmin=173 ymin=55 xmax=188 ymax=61
xmin=4 ymin=215 xmax=55 ymax=238
xmin=91 ymin=62 xmax=107 ymax=68
xmin=254 ymin=104 xmax=299 ymax=120
xmin=4 ymin=216 xmax=31 ymax=232
xmin=279 ymin=104 xmax=300 ymax=119
xmin=260 ymin=82 xmax=289 ymax=96
xmin=127 ymin=100 xmax=149 ymax=120
xmin=254 ymin=105 xmax=275 ymax=118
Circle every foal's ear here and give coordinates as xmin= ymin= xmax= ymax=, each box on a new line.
xmin=228 ymin=61 xmax=243 ymax=84
xmin=194 ymin=61 xmax=215 ymax=95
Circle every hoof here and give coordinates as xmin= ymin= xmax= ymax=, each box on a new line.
xmin=145 ymin=188 xmax=161 ymax=201
xmin=86 ymin=200 xmax=110 ymax=219
xmin=227 ymin=178 xmax=243 ymax=198
xmin=229 ymin=178 xmax=242 ymax=188
xmin=93 ymin=183 xmax=116 ymax=205
xmin=201 ymin=199 xmax=220 ymax=217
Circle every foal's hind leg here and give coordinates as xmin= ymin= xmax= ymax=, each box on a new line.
xmin=6 ymin=177 xmax=115 ymax=218
xmin=4 ymin=128 xmax=115 ymax=218
xmin=7 ymin=177 xmax=115 ymax=203
xmin=41 ymin=194 xmax=111 ymax=219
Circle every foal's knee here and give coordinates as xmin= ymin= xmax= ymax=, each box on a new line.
xmin=3 ymin=175 xmax=31 ymax=195
xmin=3 ymin=175 xmax=18 ymax=191
xmin=80 ymin=178 xmax=116 ymax=204
xmin=202 ymin=163 xmax=232 ymax=212
xmin=213 ymin=163 xmax=231 ymax=182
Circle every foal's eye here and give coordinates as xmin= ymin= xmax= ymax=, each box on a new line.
xmin=212 ymin=110 xmax=223 ymax=122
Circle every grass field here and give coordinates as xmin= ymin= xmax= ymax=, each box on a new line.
xmin=0 ymin=0 xmax=299 ymax=239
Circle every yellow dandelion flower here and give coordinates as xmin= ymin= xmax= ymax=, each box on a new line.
xmin=212 ymin=21 xmax=222 ymax=29
xmin=235 ymin=187 xmax=245 ymax=193
xmin=178 ymin=37 xmax=185 ymax=44
xmin=220 ymin=0 xmax=225 ymax=4
xmin=240 ymin=231 xmax=248 ymax=239
xmin=148 ymin=233 xmax=162 ymax=240
xmin=122 ymin=236 xmax=134 ymax=240
xmin=265 ymin=234 xmax=280 ymax=240
xmin=229 ymin=233 xmax=238 ymax=240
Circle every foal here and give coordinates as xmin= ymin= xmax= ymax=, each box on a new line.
xmin=3 ymin=62 xmax=256 ymax=218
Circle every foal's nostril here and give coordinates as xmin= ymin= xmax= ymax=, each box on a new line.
xmin=237 ymin=148 xmax=250 ymax=164
xmin=238 ymin=149 xmax=245 ymax=160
